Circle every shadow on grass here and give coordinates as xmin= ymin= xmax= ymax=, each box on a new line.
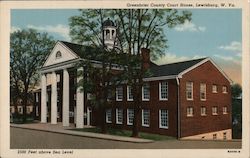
xmin=70 ymin=127 xmax=175 ymax=141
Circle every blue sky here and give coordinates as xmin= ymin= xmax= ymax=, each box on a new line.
xmin=11 ymin=9 xmax=242 ymax=84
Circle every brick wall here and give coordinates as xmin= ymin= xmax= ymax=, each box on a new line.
xmin=179 ymin=60 xmax=232 ymax=137
xmin=92 ymin=79 xmax=179 ymax=137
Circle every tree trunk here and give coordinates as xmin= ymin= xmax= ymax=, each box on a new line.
xmin=101 ymin=105 xmax=107 ymax=134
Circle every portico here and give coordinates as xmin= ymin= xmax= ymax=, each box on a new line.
xmin=40 ymin=41 xmax=88 ymax=128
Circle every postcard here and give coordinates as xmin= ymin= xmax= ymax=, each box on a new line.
xmin=0 ymin=0 xmax=249 ymax=158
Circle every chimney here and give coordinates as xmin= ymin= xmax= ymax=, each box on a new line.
xmin=141 ymin=48 xmax=150 ymax=70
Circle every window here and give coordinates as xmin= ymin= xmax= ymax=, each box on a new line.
xmin=222 ymin=86 xmax=228 ymax=93
xmin=186 ymin=82 xmax=193 ymax=100
xmin=213 ymin=134 xmax=217 ymax=140
xmin=159 ymin=81 xmax=168 ymax=100
xmin=159 ymin=109 xmax=168 ymax=129
xmin=200 ymin=83 xmax=206 ymax=101
xmin=212 ymin=85 xmax=218 ymax=93
xmin=127 ymin=109 xmax=134 ymax=125
xmin=223 ymin=106 xmax=228 ymax=114
xmin=36 ymin=106 xmax=39 ymax=116
xmin=56 ymin=51 xmax=62 ymax=58
xmin=106 ymin=109 xmax=112 ymax=123
xmin=116 ymin=108 xmax=123 ymax=124
xmin=142 ymin=83 xmax=150 ymax=101
xmin=18 ymin=107 xmax=23 ymax=114
xmin=27 ymin=107 xmax=30 ymax=114
xmin=107 ymin=89 xmax=113 ymax=101
xmin=201 ymin=106 xmax=206 ymax=116
xmin=116 ymin=86 xmax=123 ymax=101
xmin=187 ymin=107 xmax=194 ymax=117
xmin=142 ymin=109 xmax=150 ymax=127
xmin=127 ymin=86 xmax=133 ymax=101
xmin=212 ymin=106 xmax=218 ymax=115
xmin=36 ymin=93 xmax=39 ymax=102
xmin=223 ymin=132 xmax=227 ymax=140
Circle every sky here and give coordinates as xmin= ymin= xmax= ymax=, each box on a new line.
xmin=11 ymin=9 xmax=242 ymax=84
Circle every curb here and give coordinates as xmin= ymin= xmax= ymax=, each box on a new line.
xmin=10 ymin=125 xmax=154 ymax=143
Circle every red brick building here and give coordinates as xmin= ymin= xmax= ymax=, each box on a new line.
xmin=34 ymin=40 xmax=232 ymax=140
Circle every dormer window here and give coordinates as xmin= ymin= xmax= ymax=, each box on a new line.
xmin=56 ymin=51 xmax=62 ymax=58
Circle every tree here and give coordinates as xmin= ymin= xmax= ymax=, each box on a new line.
xmin=231 ymin=83 xmax=242 ymax=99
xmin=10 ymin=29 xmax=55 ymax=122
xmin=69 ymin=9 xmax=192 ymax=136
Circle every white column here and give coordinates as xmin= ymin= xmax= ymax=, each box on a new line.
xmin=76 ymin=67 xmax=84 ymax=128
xmin=41 ymin=74 xmax=47 ymax=123
xmin=51 ymin=71 xmax=57 ymax=124
xmin=63 ymin=69 xmax=69 ymax=126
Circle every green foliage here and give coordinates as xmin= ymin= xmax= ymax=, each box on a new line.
xmin=69 ymin=9 xmax=192 ymax=60
xmin=10 ymin=29 xmax=55 ymax=112
xmin=231 ymin=83 xmax=242 ymax=99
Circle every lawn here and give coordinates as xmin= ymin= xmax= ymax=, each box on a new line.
xmin=70 ymin=127 xmax=175 ymax=141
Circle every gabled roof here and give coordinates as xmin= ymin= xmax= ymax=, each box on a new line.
xmin=58 ymin=41 xmax=232 ymax=83
xmin=149 ymin=58 xmax=207 ymax=77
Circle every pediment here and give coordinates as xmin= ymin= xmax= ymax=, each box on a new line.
xmin=43 ymin=41 xmax=79 ymax=67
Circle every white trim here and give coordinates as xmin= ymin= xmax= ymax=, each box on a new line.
xmin=187 ymin=107 xmax=194 ymax=117
xmin=142 ymin=83 xmax=150 ymax=101
xmin=127 ymin=109 xmax=134 ymax=125
xmin=142 ymin=109 xmax=150 ymax=127
xmin=178 ymin=58 xmax=233 ymax=84
xmin=212 ymin=84 xmax=218 ymax=93
xmin=127 ymin=86 xmax=133 ymax=101
xmin=159 ymin=109 xmax=168 ymax=129
xmin=116 ymin=86 xmax=123 ymax=101
xmin=106 ymin=109 xmax=112 ymax=123
xmin=116 ymin=108 xmax=123 ymax=124
xmin=186 ymin=82 xmax=193 ymax=101
xmin=143 ymin=75 xmax=177 ymax=82
xmin=159 ymin=81 xmax=168 ymax=101
xmin=43 ymin=41 xmax=79 ymax=67
xmin=200 ymin=83 xmax=206 ymax=101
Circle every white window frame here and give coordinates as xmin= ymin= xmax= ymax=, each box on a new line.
xmin=159 ymin=81 xmax=168 ymax=100
xmin=116 ymin=86 xmax=123 ymax=101
xmin=127 ymin=86 xmax=133 ymax=101
xmin=222 ymin=86 xmax=228 ymax=94
xmin=212 ymin=106 xmax=218 ymax=115
xmin=200 ymin=83 xmax=206 ymax=101
xmin=212 ymin=85 xmax=218 ymax=93
xmin=142 ymin=83 xmax=150 ymax=101
xmin=213 ymin=133 xmax=217 ymax=140
xmin=159 ymin=109 xmax=168 ymax=129
xmin=186 ymin=82 xmax=193 ymax=100
xmin=106 ymin=109 xmax=112 ymax=123
xmin=223 ymin=106 xmax=228 ymax=114
xmin=116 ymin=108 xmax=123 ymax=124
xmin=142 ymin=109 xmax=150 ymax=127
xmin=187 ymin=107 xmax=194 ymax=117
xmin=223 ymin=132 xmax=227 ymax=140
xmin=127 ymin=109 xmax=134 ymax=125
xmin=36 ymin=93 xmax=39 ymax=102
xmin=18 ymin=106 xmax=23 ymax=114
xmin=201 ymin=106 xmax=207 ymax=116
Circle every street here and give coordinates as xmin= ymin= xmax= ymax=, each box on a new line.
xmin=10 ymin=127 xmax=241 ymax=149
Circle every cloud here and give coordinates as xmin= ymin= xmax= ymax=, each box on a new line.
xmin=219 ymin=41 xmax=242 ymax=52
xmin=174 ymin=20 xmax=206 ymax=32
xmin=213 ymin=54 xmax=241 ymax=65
xmin=155 ymin=53 xmax=206 ymax=65
xmin=11 ymin=26 xmax=21 ymax=33
xmin=27 ymin=24 xmax=70 ymax=41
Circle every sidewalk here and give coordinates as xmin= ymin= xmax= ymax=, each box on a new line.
xmin=10 ymin=123 xmax=153 ymax=143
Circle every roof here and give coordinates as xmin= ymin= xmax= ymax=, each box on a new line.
xmin=59 ymin=41 xmax=231 ymax=83
xmin=103 ymin=18 xmax=115 ymax=27
xmin=149 ymin=58 xmax=207 ymax=77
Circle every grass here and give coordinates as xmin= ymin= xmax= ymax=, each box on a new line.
xmin=70 ymin=127 xmax=175 ymax=141
xmin=11 ymin=117 xmax=34 ymax=124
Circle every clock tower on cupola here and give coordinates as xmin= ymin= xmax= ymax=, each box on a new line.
xmin=102 ymin=18 xmax=117 ymax=50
